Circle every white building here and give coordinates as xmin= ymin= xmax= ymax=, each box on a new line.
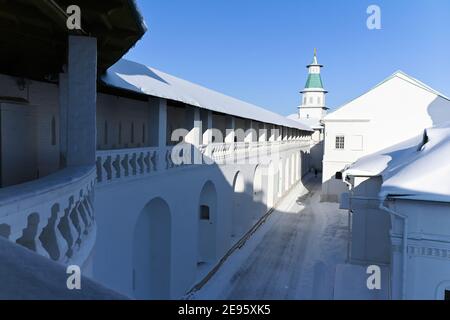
xmin=322 ymin=71 xmax=450 ymax=202
xmin=0 ymin=2 xmax=314 ymax=299
xmin=341 ymin=125 xmax=450 ymax=300
xmin=288 ymin=49 xmax=328 ymax=172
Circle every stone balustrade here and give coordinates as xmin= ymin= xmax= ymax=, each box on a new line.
xmin=0 ymin=140 xmax=310 ymax=270
xmin=96 ymin=147 xmax=158 ymax=183
xmin=95 ymin=140 xmax=311 ymax=184
xmin=0 ymin=166 xmax=97 ymax=267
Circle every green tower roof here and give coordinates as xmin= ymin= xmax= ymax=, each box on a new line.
xmin=305 ymin=73 xmax=324 ymax=89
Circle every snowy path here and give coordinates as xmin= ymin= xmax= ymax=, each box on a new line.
xmin=190 ymin=176 xmax=349 ymax=300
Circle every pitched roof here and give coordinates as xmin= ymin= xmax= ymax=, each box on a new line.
xmin=287 ymin=114 xmax=323 ymax=129
xmin=305 ymin=73 xmax=324 ymax=90
xmin=324 ymin=71 xmax=450 ymax=121
xmin=102 ymin=59 xmax=313 ymax=131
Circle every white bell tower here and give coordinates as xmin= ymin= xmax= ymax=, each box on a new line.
xmin=299 ymin=49 xmax=328 ymax=120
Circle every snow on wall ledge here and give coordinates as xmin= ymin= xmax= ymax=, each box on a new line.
xmin=102 ymin=59 xmax=313 ymax=131
xmin=345 ymin=124 xmax=450 ymax=203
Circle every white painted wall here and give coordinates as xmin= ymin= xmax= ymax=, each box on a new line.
xmin=93 ymin=147 xmax=308 ymax=299
xmin=390 ymin=199 xmax=450 ymax=300
xmin=322 ymin=73 xmax=450 ymax=202
xmin=345 ymin=173 xmax=450 ymax=300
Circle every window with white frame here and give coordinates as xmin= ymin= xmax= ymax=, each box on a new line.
xmin=335 ymin=136 xmax=345 ymax=149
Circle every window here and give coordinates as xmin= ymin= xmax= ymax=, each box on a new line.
xmin=200 ymin=205 xmax=210 ymax=220
xmin=335 ymin=136 xmax=345 ymax=149
xmin=309 ymin=97 xmax=313 ymax=104
xmin=446 ymin=290 xmax=450 ymax=301
xmin=131 ymin=122 xmax=135 ymax=144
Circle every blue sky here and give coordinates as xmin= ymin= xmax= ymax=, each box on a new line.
xmin=125 ymin=0 xmax=450 ymax=116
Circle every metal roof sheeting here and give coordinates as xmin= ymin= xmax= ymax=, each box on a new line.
xmin=102 ymin=59 xmax=313 ymax=131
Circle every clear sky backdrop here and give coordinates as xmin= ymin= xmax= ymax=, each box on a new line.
xmin=125 ymin=0 xmax=450 ymax=116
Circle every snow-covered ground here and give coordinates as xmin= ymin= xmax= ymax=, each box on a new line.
xmin=189 ymin=176 xmax=349 ymax=300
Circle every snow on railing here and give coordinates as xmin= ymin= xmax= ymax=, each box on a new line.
xmin=0 ymin=166 xmax=97 ymax=267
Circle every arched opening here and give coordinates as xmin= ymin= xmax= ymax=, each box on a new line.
xmin=231 ymin=171 xmax=245 ymax=241
xmin=132 ymin=198 xmax=171 ymax=300
xmin=253 ymin=165 xmax=265 ymax=221
xmin=198 ymin=181 xmax=218 ymax=267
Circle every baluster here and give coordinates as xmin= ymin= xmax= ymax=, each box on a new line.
xmin=102 ymin=155 xmax=112 ymax=181
xmin=96 ymin=156 xmax=103 ymax=182
xmin=112 ymin=154 xmax=121 ymax=179
xmin=137 ymin=152 xmax=145 ymax=175
xmin=77 ymin=201 xmax=90 ymax=234
xmin=130 ymin=152 xmax=137 ymax=176
xmin=58 ymin=197 xmax=78 ymax=259
xmin=16 ymin=212 xmax=50 ymax=259
xmin=39 ymin=203 xmax=68 ymax=262
xmin=121 ymin=154 xmax=129 ymax=177
xmin=143 ymin=152 xmax=150 ymax=173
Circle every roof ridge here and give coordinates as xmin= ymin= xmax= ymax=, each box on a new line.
xmin=325 ymin=70 xmax=450 ymax=120
xmin=391 ymin=71 xmax=450 ymax=101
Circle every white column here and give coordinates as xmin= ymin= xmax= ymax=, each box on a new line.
xmin=185 ymin=107 xmax=202 ymax=146
xmin=150 ymin=97 xmax=167 ymax=170
xmin=269 ymin=125 xmax=276 ymax=142
xmin=259 ymin=123 xmax=267 ymax=142
xmin=245 ymin=120 xmax=257 ymax=143
xmin=225 ymin=116 xmax=236 ymax=143
xmin=277 ymin=126 xmax=282 ymax=142
xmin=203 ymin=110 xmax=213 ymax=145
xmin=65 ymin=36 xmax=97 ymax=167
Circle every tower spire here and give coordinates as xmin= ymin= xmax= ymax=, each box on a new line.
xmin=298 ymin=49 xmax=328 ymax=120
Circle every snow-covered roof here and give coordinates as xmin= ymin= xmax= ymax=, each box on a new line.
xmin=345 ymin=124 xmax=450 ymax=203
xmin=324 ymin=71 xmax=450 ymax=122
xmin=287 ymin=113 xmax=323 ymax=129
xmin=102 ymin=59 xmax=313 ymax=131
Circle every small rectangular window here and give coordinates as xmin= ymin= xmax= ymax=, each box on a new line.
xmin=335 ymin=136 xmax=345 ymax=149
xmin=445 ymin=290 xmax=450 ymax=300
xmin=200 ymin=205 xmax=210 ymax=220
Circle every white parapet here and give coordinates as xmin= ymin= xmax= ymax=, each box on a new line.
xmin=0 ymin=166 xmax=97 ymax=269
